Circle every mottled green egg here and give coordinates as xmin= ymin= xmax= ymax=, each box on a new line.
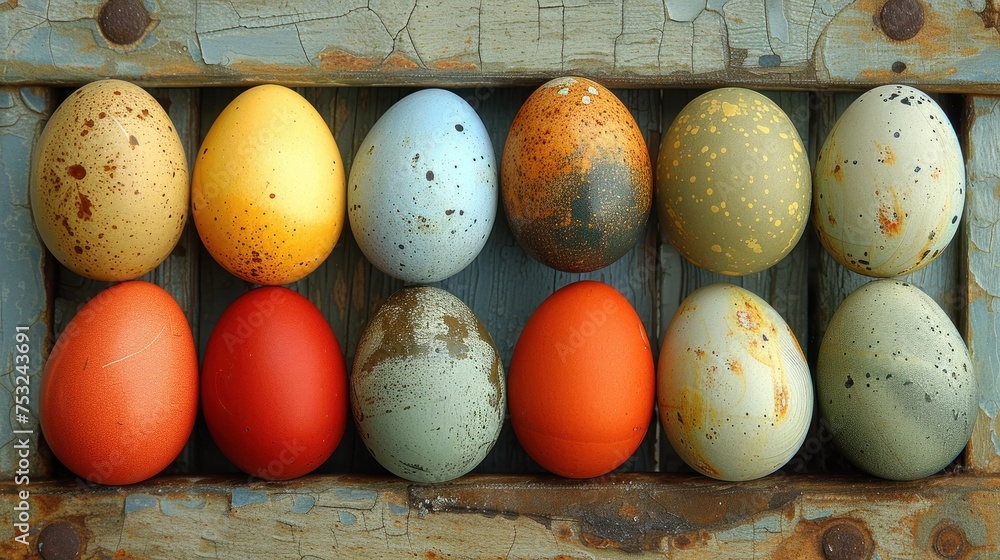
xmin=656 ymin=88 xmax=810 ymax=276
xmin=817 ymin=280 xmax=977 ymax=481
xmin=351 ymin=286 xmax=505 ymax=483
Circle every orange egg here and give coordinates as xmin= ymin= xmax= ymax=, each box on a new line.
xmin=39 ymin=281 xmax=198 ymax=485
xmin=501 ymin=77 xmax=652 ymax=273
xmin=508 ymin=280 xmax=655 ymax=478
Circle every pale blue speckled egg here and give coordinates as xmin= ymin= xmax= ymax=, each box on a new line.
xmin=348 ymin=89 xmax=497 ymax=283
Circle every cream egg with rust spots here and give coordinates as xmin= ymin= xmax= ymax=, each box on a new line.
xmin=812 ymin=85 xmax=964 ymax=277
xmin=657 ymin=88 xmax=810 ymax=276
xmin=30 ymin=79 xmax=189 ymax=281
xmin=657 ymin=283 xmax=813 ymax=481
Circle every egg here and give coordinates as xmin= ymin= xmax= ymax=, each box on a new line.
xmin=817 ymin=280 xmax=977 ymax=480
xmin=508 ymin=281 xmax=655 ymax=478
xmin=658 ymin=283 xmax=812 ymax=481
xmin=30 ymin=79 xmax=188 ymax=281
xmin=348 ymin=89 xmax=497 ymax=283
xmin=813 ymin=85 xmax=965 ymax=277
xmin=192 ymin=85 xmax=346 ymax=285
xmin=656 ymin=88 xmax=810 ymax=276
xmin=201 ymin=287 xmax=348 ymax=480
xmin=351 ymin=286 xmax=504 ymax=482
xmin=39 ymin=281 xmax=198 ymax=485
xmin=501 ymin=77 xmax=652 ymax=273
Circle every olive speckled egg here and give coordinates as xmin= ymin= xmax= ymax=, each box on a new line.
xmin=817 ymin=280 xmax=977 ymax=480
xmin=658 ymin=284 xmax=813 ymax=481
xmin=192 ymin=85 xmax=346 ymax=285
xmin=813 ymin=85 xmax=965 ymax=277
xmin=351 ymin=286 xmax=505 ymax=482
xmin=501 ymin=76 xmax=652 ymax=273
xmin=348 ymin=89 xmax=497 ymax=283
xmin=30 ymin=79 xmax=188 ymax=281
xmin=657 ymin=88 xmax=810 ymax=276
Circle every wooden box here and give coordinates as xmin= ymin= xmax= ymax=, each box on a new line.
xmin=2 ymin=1 xmax=999 ymax=558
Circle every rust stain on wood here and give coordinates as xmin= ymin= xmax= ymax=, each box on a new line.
xmin=384 ymin=54 xmax=420 ymax=70
xmin=979 ymin=0 xmax=1000 ymax=32
xmin=431 ymin=59 xmax=479 ymax=71
xmin=317 ymin=49 xmax=380 ymax=71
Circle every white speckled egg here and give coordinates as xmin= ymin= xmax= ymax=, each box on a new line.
xmin=348 ymin=89 xmax=497 ymax=283
xmin=658 ymin=283 xmax=813 ymax=481
xmin=657 ymin=88 xmax=810 ymax=276
xmin=351 ymin=286 xmax=505 ymax=482
xmin=813 ymin=85 xmax=965 ymax=277
xmin=30 ymin=79 xmax=188 ymax=281
xmin=817 ymin=280 xmax=977 ymax=480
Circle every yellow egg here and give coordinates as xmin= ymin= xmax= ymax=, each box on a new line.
xmin=656 ymin=88 xmax=810 ymax=276
xmin=30 ymin=79 xmax=188 ymax=281
xmin=192 ymin=85 xmax=345 ymax=285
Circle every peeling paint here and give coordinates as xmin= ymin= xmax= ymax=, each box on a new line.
xmin=231 ymin=488 xmax=268 ymax=508
xmin=124 ymin=494 xmax=158 ymax=514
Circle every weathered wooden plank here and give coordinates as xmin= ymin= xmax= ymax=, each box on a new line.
xmin=1 ymin=473 xmax=998 ymax=558
xmin=964 ymin=95 xmax=1000 ymax=473
xmin=0 ymin=87 xmax=55 ymax=479
xmin=2 ymin=1 xmax=999 ymax=91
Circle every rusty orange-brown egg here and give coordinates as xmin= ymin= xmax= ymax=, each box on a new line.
xmin=508 ymin=281 xmax=655 ymax=478
xmin=501 ymin=77 xmax=652 ymax=273
xmin=39 ymin=281 xmax=198 ymax=485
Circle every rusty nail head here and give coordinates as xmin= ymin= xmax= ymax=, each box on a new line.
xmin=822 ymin=521 xmax=871 ymax=560
xmin=933 ymin=523 xmax=968 ymax=559
xmin=37 ymin=521 xmax=81 ymax=560
xmin=879 ymin=0 xmax=925 ymax=41
xmin=97 ymin=0 xmax=150 ymax=46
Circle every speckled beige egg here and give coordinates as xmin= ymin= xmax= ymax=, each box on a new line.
xmin=501 ymin=76 xmax=652 ymax=273
xmin=658 ymin=283 xmax=813 ymax=481
xmin=192 ymin=85 xmax=346 ymax=285
xmin=818 ymin=280 xmax=977 ymax=480
xmin=30 ymin=79 xmax=188 ymax=281
xmin=657 ymin=88 xmax=810 ymax=276
xmin=812 ymin=85 xmax=964 ymax=277
xmin=351 ymin=286 xmax=505 ymax=483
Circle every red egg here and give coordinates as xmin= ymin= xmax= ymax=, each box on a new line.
xmin=508 ymin=280 xmax=655 ymax=478
xmin=201 ymin=287 xmax=348 ymax=480
xmin=39 ymin=281 xmax=198 ymax=485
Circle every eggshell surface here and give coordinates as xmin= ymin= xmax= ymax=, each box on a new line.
xmin=201 ymin=287 xmax=348 ymax=480
xmin=30 ymin=79 xmax=189 ymax=281
xmin=39 ymin=281 xmax=198 ymax=485
xmin=817 ymin=280 xmax=976 ymax=480
xmin=508 ymin=281 xmax=655 ymax=478
xmin=351 ymin=286 xmax=505 ymax=482
xmin=812 ymin=85 xmax=965 ymax=277
xmin=658 ymin=284 xmax=812 ymax=481
xmin=501 ymin=77 xmax=652 ymax=273
xmin=192 ymin=85 xmax=346 ymax=285
xmin=657 ymin=88 xmax=810 ymax=276
xmin=348 ymin=89 xmax=497 ymax=283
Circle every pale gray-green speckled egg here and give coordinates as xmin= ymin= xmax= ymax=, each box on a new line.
xmin=657 ymin=88 xmax=810 ymax=276
xmin=351 ymin=286 xmax=505 ymax=482
xmin=812 ymin=85 xmax=964 ymax=277
xmin=817 ymin=279 xmax=977 ymax=480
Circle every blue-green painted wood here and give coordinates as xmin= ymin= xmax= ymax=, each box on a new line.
xmin=964 ymin=95 xmax=1000 ymax=472
xmin=0 ymin=86 xmax=54 ymax=478
xmin=1 ymin=1 xmax=998 ymax=92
